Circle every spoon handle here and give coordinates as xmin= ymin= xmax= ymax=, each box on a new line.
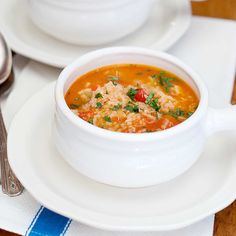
xmin=0 ymin=108 xmax=23 ymax=196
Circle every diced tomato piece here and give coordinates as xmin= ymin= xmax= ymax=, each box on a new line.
xmin=145 ymin=115 xmax=180 ymax=131
xmin=112 ymin=117 xmax=119 ymax=122
xmin=158 ymin=115 xmax=180 ymax=130
xmin=134 ymin=89 xmax=147 ymax=102
xmin=162 ymin=119 xmax=174 ymax=129
xmin=91 ymin=85 xmax=98 ymax=91
xmin=78 ymin=111 xmax=94 ymax=121
xmin=112 ymin=116 xmax=126 ymax=123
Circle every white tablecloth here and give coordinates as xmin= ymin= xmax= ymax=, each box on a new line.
xmin=1 ymin=16 xmax=236 ymax=235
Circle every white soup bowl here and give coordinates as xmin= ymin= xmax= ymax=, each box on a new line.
xmin=53 ymin=47 xmax=236 ymax=188
xmin=28 ymin=0 xmax=154 ymax=45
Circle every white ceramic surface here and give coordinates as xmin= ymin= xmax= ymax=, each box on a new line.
xmin=0 ymin=56 xmax=214 ymax=236
xmin=28 ymin=0 xmax=154 ymax=45
xmin=0 ymin=0 xmax=191 ymax=68
xmin=5 ymin=17 xmax=236 ymax=232
xmin=54 ymin=47 xmax=236 ymax=188
xmin=7 ymin=82 xmax=236 ymax=231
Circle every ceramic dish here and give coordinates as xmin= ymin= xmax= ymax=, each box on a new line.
xmin=6 ymin=17 xmax=236 ymax=230
xmin=0 ymin=61 xmax=215 ymax=236
xmin=54 ymin=47 xmax=236 ymax=188
xmin=7 ymin=81 xmax=236 ymax=231
xmin=28 ymin=0 xmax=154 ymax=45
xmin=0 ymin=0 xmax=191 ymax=68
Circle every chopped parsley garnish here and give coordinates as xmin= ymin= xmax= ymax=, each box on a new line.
xmin=96 ymin=102 xmax=102 ymax=108
xmin=127 ymin=88 xmax=137 ymax=100
xmin=124 ymin=104 xmax=139 ymax=113
xmin=169 ymin=108 xmax=186 ymax=119
xmin=88 ymin=118 xmax=93 ymax=124
xmin=133 ymin=105 xmax=139 ymax=113
xmin=149 ymin=98 xmax=161 ymax=112
xmin=150 ymin=72 xmax=166 ymax=79
xmin=112 ymin=104 xmax=122 ymax=111
xmin=150 ymin=74 xmax=158 ymax=80
xmin=159 ymin=70 xmax=166 ymax=76
xmin=124 ymin=105 xmax=133 ymax=112
xmin=95 ymin=93 xmax=103 ymax=99
xmin=69 ymin=104 xmax=79 ymax=109
xmin=108 ymin=75 xmax=119 ymax=85
xmin=187 ymin=112 xmax=194 ymax=117
xmin=145 ymin=92 xmax=155 ymax=104
xmin=149 ymin=71 xmax=174 ymax=92
xmin=159 ymin=77 xmax=174 ymax=92
xmin=104 ymin=116 xmax=112 ymax=122
xmin=108 ymin=75 xmax=119 ymax=81
xmin=145 ymin=93 xmax=160 ymax=112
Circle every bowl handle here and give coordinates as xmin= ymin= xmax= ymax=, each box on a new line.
xmin=206 ymin=106 xmax=236 ymax=136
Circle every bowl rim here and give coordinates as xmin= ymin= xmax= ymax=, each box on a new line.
xmin=55 ymin=46 xmax=208 ymax=142
xmin=34 ymin=0 xmax=141 ymax=11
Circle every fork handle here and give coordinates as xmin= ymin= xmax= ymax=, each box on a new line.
xmin=0 ymin=108 xmax=23 ymax=196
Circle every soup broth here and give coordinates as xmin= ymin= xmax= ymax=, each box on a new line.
xmin=65 ymin=64 xmax=199 ymax=133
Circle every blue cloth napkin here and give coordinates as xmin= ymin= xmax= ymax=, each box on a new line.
xmin=25 ymin=207 xmax=71 ymax=236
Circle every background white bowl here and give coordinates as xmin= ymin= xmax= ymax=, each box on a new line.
xmin=28 ymin=0 xmax=154 ymax=45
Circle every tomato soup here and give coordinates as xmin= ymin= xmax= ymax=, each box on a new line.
xmin=65 ymin=64 xmax=199 ymax=133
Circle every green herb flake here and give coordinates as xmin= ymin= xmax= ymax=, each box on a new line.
xmin=133 ymin=105 xmax=139 ymax=113
xmin=145 ymin=92 xmax=155 ymax=104
xmin=124 ymin=105 xmax=134 ymax=112
xmin=187 ymin=112 xmax=194 ymax=117
xmin=127 ymin=88 xmax=137 ymax=100
xmin=95 ymin=93 xmax=103 ymax=99
xmin=96 ymin=102 xmax=102 ymax=108
xmin=159 ymin=70 xmax=166 ymax=76
xmin=159 ymin=77 xmax=174 ymax=92
xmin=145 ymin=93 xmax=160 ymax=112
xmin=169 ymin=108 xmax=185 ymax=119
xmin=88 ymin=118 xmax=93 ymax=124
xmin=150 ymin=74 xmax=158 ymax=80
xmin=69 ymin=104 xmax=79 ymax=109
xmin=108 ymin=76 xmax=119 ymax=85
xmin=124 ymin=104 xmax=139 ymax=113
xmin=108 ymin=75 xmax=119 ymax=81
xmin=149 ymin=98 xmax=161 ymax=112
xmin=104 ymin=116 xmax=112 ymax=122
xmin=112 ymin=104 xmax=122 ymax=111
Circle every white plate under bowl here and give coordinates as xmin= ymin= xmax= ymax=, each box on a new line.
xmin=7 ymin=81 xmax=236 ymax=231
xmin=0 ymin=0 xmax=191 ymax=68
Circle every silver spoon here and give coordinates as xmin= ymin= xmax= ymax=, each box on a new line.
xmin=0 ymin=33 xmax=11 ymax=85
xmin=0 ymin=32 xmax=23 ymax=196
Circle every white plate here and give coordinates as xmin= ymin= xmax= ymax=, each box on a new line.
xmin=7 ymin=81 xmax=236 ymax=231
xmin=0 ymin=0 xmax=191 ymax=68
xmin=5 ymin=17 xmax=236 ymax=232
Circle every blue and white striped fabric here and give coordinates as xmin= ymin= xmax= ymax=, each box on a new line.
xmin=25 ymin=207 xmax=72 ymax=236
